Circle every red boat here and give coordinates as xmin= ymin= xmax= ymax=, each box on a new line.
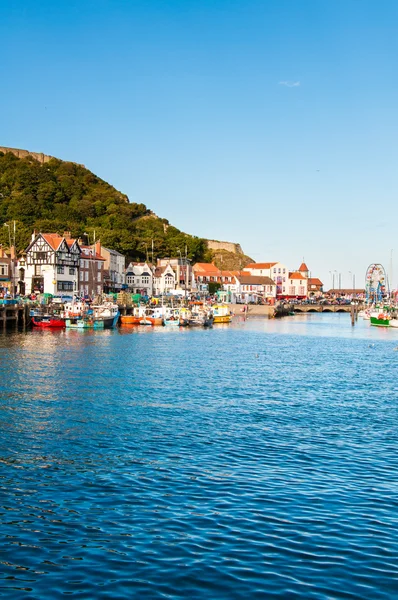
xmin=31 ymin=316 xmax=66 ymax=328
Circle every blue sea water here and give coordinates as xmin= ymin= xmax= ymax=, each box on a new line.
xmin=0 ymin=314 xmax=398 ymax=599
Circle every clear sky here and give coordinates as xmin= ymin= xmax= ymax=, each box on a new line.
xmin=1 ymin=0 xmax=398 ymax=289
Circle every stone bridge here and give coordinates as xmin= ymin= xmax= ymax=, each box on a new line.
xmin=292 ymin=304 xmax=362 ymax=313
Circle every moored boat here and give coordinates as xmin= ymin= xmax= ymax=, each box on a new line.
xmin=164 ymin=308 xmax=180 ymax=326
xmin=32 ymin=315 xmax=66 ymax=328
xmin=212 ymin=304 xmax=232 ymax=324
xmin=370 ymin=311 xmax=390 ymax=327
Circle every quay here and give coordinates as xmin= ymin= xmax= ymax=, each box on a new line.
xmin=231 ymin=303 xmax=364 ymax=318
xmin=0 ymin=304 xmax=30 ymax=331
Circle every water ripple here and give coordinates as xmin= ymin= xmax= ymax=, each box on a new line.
xmin=0 ymin=315 xmax=398 ymax=598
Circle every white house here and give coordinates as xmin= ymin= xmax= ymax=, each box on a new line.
xmin=25 ymin=233 xmax=80 ymax=295
xmin=244 ymin=262 xmax=289 ymax=297
xmin=234 ymin=274 xmax=277 ymax=303
xmin=153 ymin=263 xmax=176 ymax=295
xmin=283 ymin=272 xmax=308 ymax=299
xmin=125 ymin=262 xmax=153 ymax=296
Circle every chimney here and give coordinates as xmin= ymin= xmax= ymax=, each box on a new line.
xmin=63 ymin=231 xmax=71 ymax=240
xmin=31 ymin=229 xmax=37 ymax=242
xmin=95 ymin=240 xmax=101 ymax=256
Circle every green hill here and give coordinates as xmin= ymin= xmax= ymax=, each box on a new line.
xmin=0 ymin=150 xmax=210 ymax=262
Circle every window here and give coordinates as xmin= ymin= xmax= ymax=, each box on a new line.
xmin=283 ymin=269 xmax=286 ymax=274
xmin=300 ymin=280 xmax=302 ymax=285
xmin=97 ymin=272 xmax=101 ymax=282
xmin=290 ymin=280 xmax=293 ymax=285
xmin=278 ymin=268 xmax=281 ymax=273
xmin=34 ymin=252 xmax=47 ymax=261
xmin=0 ymin=265 xmax=8 ymax=276
xmin=57 ymin=281 xmax=73 ymax=291
xmin=283 ymin=277 xmax=286 ymax=282
xmin=69 ymin=268 xmax=75 ymax=275
xmin=80 ymin=271 xmax=84 ymax=281
xmin=57 ymin=266 xmax=64 ymax=274
xmin=289 ymin=286 xmax=295 ymax=295
xmin=85 ymin=271 xmax=89 ymax=281
xmin=299 ymin=286 xmax=305 ymax=295
xmin=97 ymin=285 xmax=101 ymax=294
xmin=98 ymin=262 xmax=102 ymax=271
xmin=142 ymin=276 xmax=149 ymax=285
xmin=282 ymin=286 xmax=285 ymax=292
xmin=273 ymin=268 xmax=276 ymax=273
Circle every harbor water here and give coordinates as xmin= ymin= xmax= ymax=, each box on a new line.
xmin=1 ymin=314 xmax=398 ymax=599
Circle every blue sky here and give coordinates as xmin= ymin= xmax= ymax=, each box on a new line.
xmin=1 ymin=0 xmax=398 ymax=289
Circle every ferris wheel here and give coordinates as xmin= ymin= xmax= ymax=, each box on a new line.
xmin=365 ymin=263 xmax=387 ymax=302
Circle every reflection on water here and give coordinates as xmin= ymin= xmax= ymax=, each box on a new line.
xmin=0 ymin=314 xmax=398 ymax=599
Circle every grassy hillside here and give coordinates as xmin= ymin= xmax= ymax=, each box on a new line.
xmin=0 ymin=151 xmax=210 ymax=262
xmin=210 ymin=249 xmax=254 ymax=271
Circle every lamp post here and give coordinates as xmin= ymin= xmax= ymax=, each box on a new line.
xmin=349 ymin=271 xmax=355 ymax=297
xmin=329 ymin=270 xmax=335 ymax=295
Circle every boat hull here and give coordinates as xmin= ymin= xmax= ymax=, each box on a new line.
xmin=32 ymin=317 xmax=65 ymax=328
xmin=120 ymin=315 xmax=162 ymax=326
xmin=213 ymin=315 xmax=232 ymax=323
xmin=370 ymin=316 xmax=390 ymax=327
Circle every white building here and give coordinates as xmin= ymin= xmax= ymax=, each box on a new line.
xmin=153 ymin=263 xmax=176 ymax=295
xmin=234 ymin=274 xmax=277 ymax=303
xmin=125 ymin=262 xmax=153 ymax=296
xmin=244 ymin=262 xmax=289 ymax=297
xmin=25 ymin=233 xmax=80 ymax=295
xmin=101 ymin=246 xmax=125 ymax=292
xmin=284 ymin=271 xmax=308 ymax=298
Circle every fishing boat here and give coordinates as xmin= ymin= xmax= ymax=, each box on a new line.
xmin=65 ymin=302 xmax=119 ymax=329
xmin=212 ymin=304 xmax=232 ymax=324
xmin=370 ymin=312 xmax=390 ymax=327
xmin=120 ymin=305 xmax=148 ymax=325
xmin=120 ymin=306 xmax=163 ymax=326
xmin=65 ymin=315 xmax=106 ymax=329
xmin=164 ymin=308 xmax=180 ymax=326
xmin=31 ymin=315 xmax=66 ymax=328
xmin=91 ymin=302 xmax=120 ymax=328
xmin=190 ymin=305 xmax=214 ymax=327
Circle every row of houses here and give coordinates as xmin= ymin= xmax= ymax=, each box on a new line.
xmin=0 ymin=231 xmax=323 ymax=301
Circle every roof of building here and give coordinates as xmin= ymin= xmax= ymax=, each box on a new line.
xmin=41 ymin=233 xmax=66 ymax=251
xmin=289 ymin=271 xmax=306 ymax=280
xmin=101 ymin=246 xmax=125 ymax=257
xmin=193 ymin=262 xmax=221 ymax=274
xmin=80 ymin=246 xmax=105 ymax=260
xmin=308 ymin=277 xmax=323 ymax=286
xmin=299 ymin=262 xmax=309 ymax=272
xmin=245 ymin=262 xmax=278 ymax=270
xmin=154 ymin=266 xmax=175 ymax=277
xmin=236 ymin=275 xmax=276 ymax=285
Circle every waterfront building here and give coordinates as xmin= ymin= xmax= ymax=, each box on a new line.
xmin=78 ymin=244 xmax=105 ymax=297
xmin=157 ymin=257 xmax=193 ymax=293
xmin=25 ymin=232 xmax=80 ymax=295
xmin=234 ymin=274 xmax=276 ymax=303
xmin=153 ymin=263 xmax=176 ymax=295
xmin=125 ymin=262 xmax=154 ymax=296
xmin=307 ymin=277 xmax=324 ymax=297
xmin=0 ymin=246 xmax=13 ymax=295
xmin=192 ymin=263 xmax=221 ymax=293
xmin=244 ymin=262 xmax=289 ymax=297
xmin=101 ymin=246 xmax=125 ymax=293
